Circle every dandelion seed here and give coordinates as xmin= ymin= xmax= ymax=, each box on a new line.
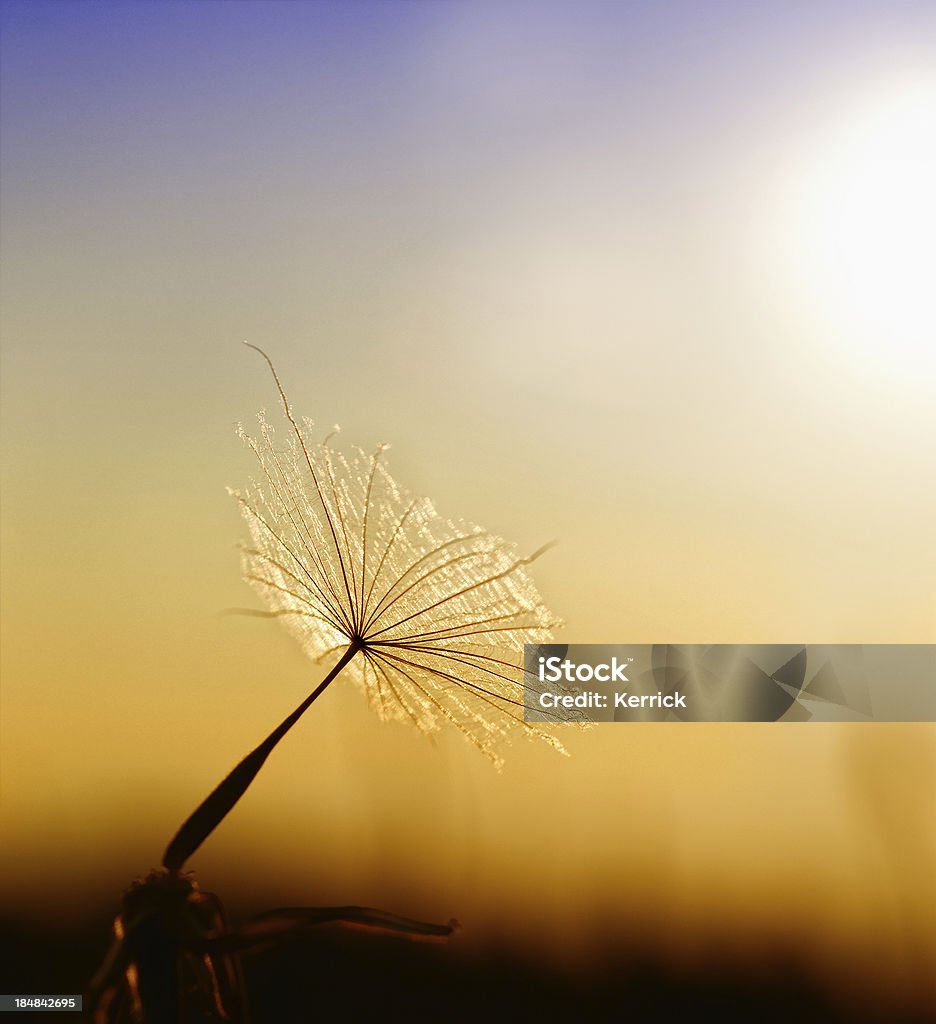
xmin=162 ymin=345 xmax=566 ymax=871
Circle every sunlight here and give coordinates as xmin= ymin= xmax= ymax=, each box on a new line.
xmin=780 ymin=76 xmax=936 ymax=374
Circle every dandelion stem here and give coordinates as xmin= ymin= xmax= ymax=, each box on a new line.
xmin=163 ymin=642 xmax=361 ymax=871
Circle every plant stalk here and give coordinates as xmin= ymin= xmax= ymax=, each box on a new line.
xmin=163 ymin=643 xmax=361 ymax=871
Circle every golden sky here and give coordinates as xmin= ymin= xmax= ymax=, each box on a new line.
xmin=1 ymin=1 xmax=934 ymax=1009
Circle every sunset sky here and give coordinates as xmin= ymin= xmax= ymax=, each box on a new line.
xmin=1 ymin=1 xmax=934 ymax=1012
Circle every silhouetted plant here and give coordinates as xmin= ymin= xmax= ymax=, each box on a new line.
xmin=163 ymin=343 xmax=562 ymax=871
xmin=89 ymin=346 xmax=563 ymax=1022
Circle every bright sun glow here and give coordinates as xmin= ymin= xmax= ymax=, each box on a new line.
xmin=782 ymin=77 xmax=936 ymax=372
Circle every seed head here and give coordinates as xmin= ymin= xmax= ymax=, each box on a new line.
xmin=232 ymin=346 xmax=566 ymax=766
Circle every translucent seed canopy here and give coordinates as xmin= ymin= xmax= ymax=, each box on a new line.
xmin=232 ymin=407 xmax=567 ymax=766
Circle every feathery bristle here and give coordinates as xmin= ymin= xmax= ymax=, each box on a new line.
xmin=233 ymin=373 xmax=568 ymax=765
